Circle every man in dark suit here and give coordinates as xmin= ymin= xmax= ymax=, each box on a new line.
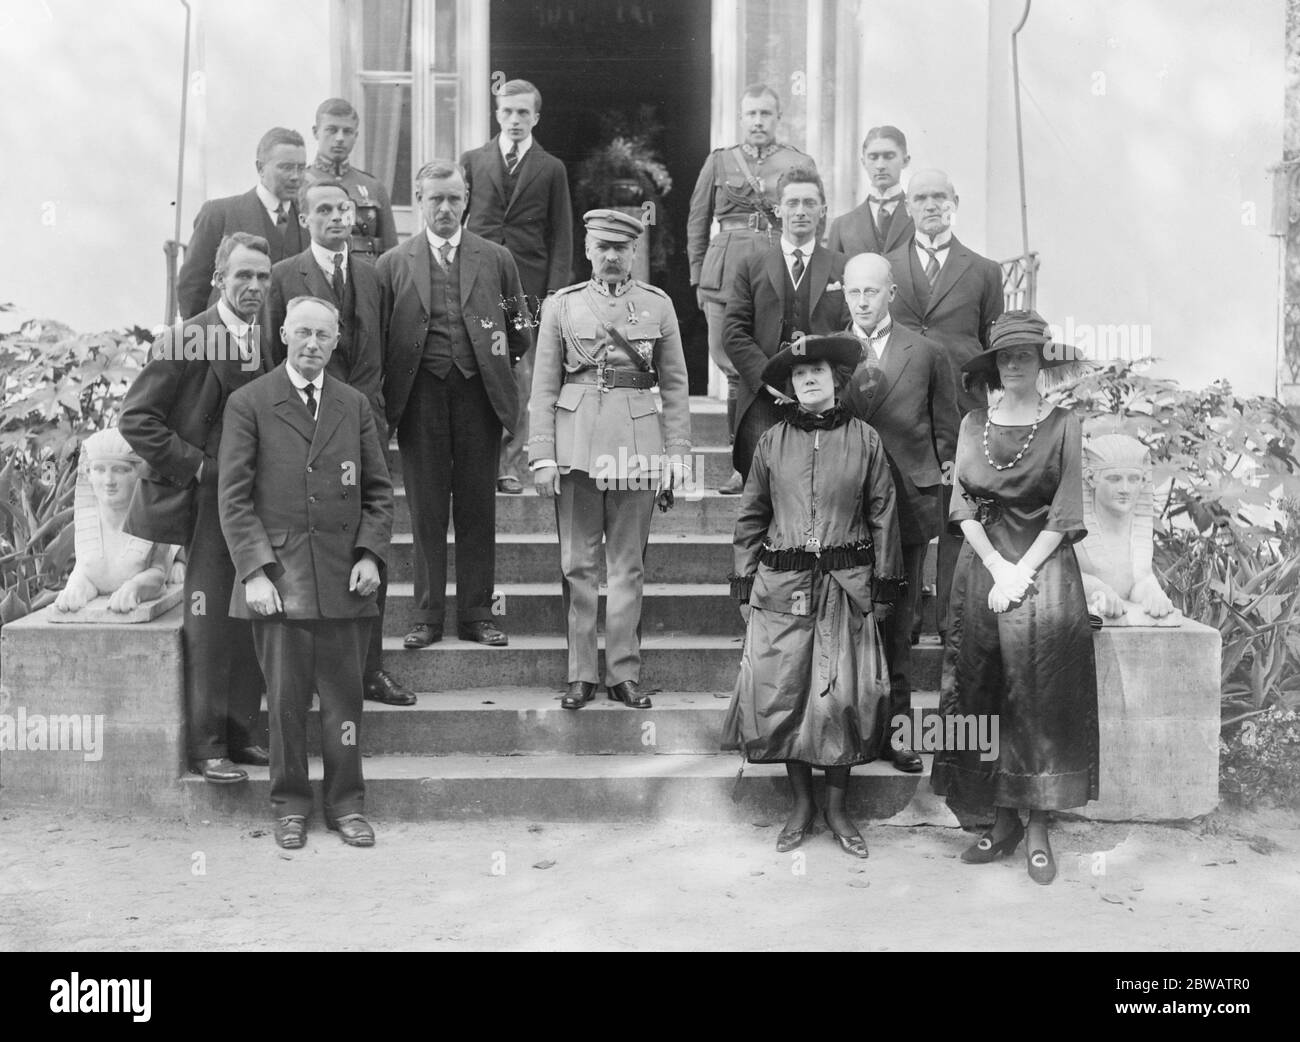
xmin=266 ymin=178 xmax=414 ymax=708
xmin=219 ymin=296 xmax=393 ymax=850
xmin=120 ymin=232 xmax=272 ymax=784
xmin=176 ymin=128 xmax=309 ymax=320
xmin=840 ymin=253 xmax=957 ymax=772
xmin=723 ymin=166 xmax=849 ymax=481
xmin=377 ymin=159 xmax=531 ymax=649
xmin=460 ymin=79 xmax=573 ymax=496
xmin=828 ymin=125 xmax=914 ymax=257
xmin=886 ymin=168 xmax=1004 ymax=637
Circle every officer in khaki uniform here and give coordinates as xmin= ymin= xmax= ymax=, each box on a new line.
xmin=303 ymin=98 xmax=399 ymax=262
xmin=528 ymin=210 xmax=692 ymax=711
xmin=686 ymin=84 xmax=817 ymax=493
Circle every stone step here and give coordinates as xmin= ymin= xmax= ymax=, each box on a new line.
xmin=181 ymin=751 xmax=934 ymax=821
xmin=379 ymin=635 xmax=945 ymax=692
xmin=385 ymin=582 xmax=745 ymax=636
xmin=261 ymin=688 xmax=942 ymax=757
xmin=387 ymin=532 xmax=735 ymax=584
xmin=395 ymin=488 xmax=744 ymax=535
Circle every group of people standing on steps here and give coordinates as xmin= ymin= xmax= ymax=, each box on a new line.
xmin=114 ymin=76 xmax=1098 ymax=867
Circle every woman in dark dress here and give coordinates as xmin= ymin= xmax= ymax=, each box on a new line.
xmin=930 ymin=310 xmax=1098 ymax=885
xmin=723 ymin=334 xmax=905 ymax=859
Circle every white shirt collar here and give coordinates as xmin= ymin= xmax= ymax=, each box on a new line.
xmin=310 ymin=240 xmax=348 ymax=276
xmin=256 ymin=182 xmax=287 ymax=220
xmin=499 ymin=134 xmax=533 ymax=160
xmin=869 ymin=187 xmax=905 ymax=205
xmin=780 ymin=236 xmax=815 ymax=258
xmin=915 ymin=230 xmax=954 ymax=251
xmin=855 ymin=315 xmax=893 ymax=342
xmin=425 ymin=226 xmax=463 ymax=252
xmin=217 ymin=297 xmax=253 ymax=338
xmin=285 ymin=362 xmax=324 ymax=391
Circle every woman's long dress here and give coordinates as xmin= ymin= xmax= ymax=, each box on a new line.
xmin=930 ymin=405 xmax=1099 ymax=810
xmin=721 ymin=408 xmax=904 ymax=768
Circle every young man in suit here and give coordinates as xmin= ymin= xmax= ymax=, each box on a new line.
xmin=828 ymin=125 xmax=914 ymax=257
xmin=304 ymin=98 xmax=399 ymax=263
xmin=840 ymin=252 xmax=957 ymax=772
xmin=886 ymin=168 xmax=1004 ymax=638
xmin=460 ymin=79 xmax=574 ymax=495
xmin=377 ymin=159 xmax=531 ymax=650
xmin=266 ymin=178 xmax=414 ymax=708
xmin=687 ymin=85 xmax=817 ymax=494
xmin=527 ymin=210 xmax=692 ymax=711
xmin=723 ymin=166 xmax=849 ymax=481
xmin=219 ymin=296 xmax=393 ymax=850
xmin=176 ymin=128 xmax=309 ymax=319
xmin=120 ymin=233 xmax=273 ymax=784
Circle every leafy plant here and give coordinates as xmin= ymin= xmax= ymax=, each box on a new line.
xmin=1219 ymin=708 xmax=1300 ymax=808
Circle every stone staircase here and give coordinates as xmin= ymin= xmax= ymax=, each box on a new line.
xmin=187 ymin=397 xmax=942 ymax=821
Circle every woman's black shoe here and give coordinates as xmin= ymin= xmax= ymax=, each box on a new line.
xmin=960 ymin=820 xmax=1025 ymax=864
xmin=1026 ymin=836 xmax=1057 ymax=884
xmin=823 ymin=811 xmax=869 ymax=859
xmin=776 ymin=807 xmax=818 ymax=852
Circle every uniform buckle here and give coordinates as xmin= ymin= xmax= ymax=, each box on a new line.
xmin=596 ymin=362 xmax=612 ymax=392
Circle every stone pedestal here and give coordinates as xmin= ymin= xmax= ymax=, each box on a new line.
xmin=0 ymin=604 xmax=186 ymax=812
xmin=1082 ymin=620 xmax=1222 ymax=821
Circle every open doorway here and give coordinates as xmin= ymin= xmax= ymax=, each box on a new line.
xmin=488 ymin=0 xmax=713 ymax=391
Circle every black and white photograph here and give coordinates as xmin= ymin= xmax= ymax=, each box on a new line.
xmin=1 ymin=0 xmax=1298 ymax=977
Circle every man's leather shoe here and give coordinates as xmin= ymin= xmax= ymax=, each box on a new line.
xmin=275 ymin=815 xmax=307 ymax=849
xmin=885 ymin=746 xmax=924 ymax=773
xmin=230 ymin=745 xmax=270 ymax=767
xmin=561 ymin=681 xmax=596 ymax=710
xmin=496 ymin=475 xmax=524 ymax=494
xmin=364 ymin=670 xmax=417 ymax=706
xmin=718 ymin=470 xmax=745 ymax=495
xmin=328 ymin=813 xmax=375 ymax=847
xmin=403 ymin=623 xmax=441 ymax=649
xmin=191 ymin=757 xmax=248 ymax=784
xmin=458 ymin=620 xmax=508 ymax=646
xmin=607 ymin=680 xmax=652 ymax=709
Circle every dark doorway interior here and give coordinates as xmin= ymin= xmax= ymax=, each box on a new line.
xmin=489 ymin=0 xmax=712 ymax=392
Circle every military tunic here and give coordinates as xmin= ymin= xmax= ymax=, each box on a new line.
xmin=528 ymin=277 xmax=692 ymax=685
xmin=305 ymin=156 xmax=399 ymax=260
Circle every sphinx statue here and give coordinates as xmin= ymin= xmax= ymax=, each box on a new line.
xmin=1075 ymin=433 xmax=1182 ymax=627
xmin=54 ymin=428 xmax=183 ymax=616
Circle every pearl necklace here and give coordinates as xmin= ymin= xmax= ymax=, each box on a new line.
xmin=982 ymin=397 xmax=1045 ymax=471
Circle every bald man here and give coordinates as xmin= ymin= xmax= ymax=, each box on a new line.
xmin=885 ymin=169 xmax=1003 ymax=639
xmin=840 ymin=253 xmax=957 ymax=771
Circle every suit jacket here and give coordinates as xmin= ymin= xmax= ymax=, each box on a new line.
xmin=376 ymin=228 xmax=531 ymax=433
xmin=722 ymin=244 xmax=849 ymax=432
xmin=119 ymin=305 xmax=271 ymax=538
xmin=218 ymin=366 xmax=393 ymax=620
xmin=266 ymin=247 xmax=386 ymax=436
xmin=827 ymin=198 xmax=914 ymax=258
xmin=460 ymin=138 xmax=574 ymax=301
xmin=841 ymin=323 xmax=958 ymax=544
xmin=886 ymin=235 xmax=1004 ymax=415
xmin=177 ymin=189 xmax=309 ymax=320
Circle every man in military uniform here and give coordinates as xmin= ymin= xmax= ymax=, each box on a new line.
xmin=528 ymin=210 xmax=692 ymax=711
xmin=686 ymin=84 xmax=816 ymax=494
xmin=303 ymin=98 xmax=399 ymax=262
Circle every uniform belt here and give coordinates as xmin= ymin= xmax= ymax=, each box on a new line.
xmin=718 ymin=213 xmax=776 ymax=233
xmin=565 ymin=366 xmax=657 ymax=390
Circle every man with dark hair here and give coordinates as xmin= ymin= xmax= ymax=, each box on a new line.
xmin=723 ymin=167 xmax=848 ymax=481
xmin=377 ymin=160 xmax=530 ymax=650
xmin=177 ymin=128 xmax=309 ymax=319
xmin=265 ymin=179 xmax=414 ymax=708
xmin=120 ymin=232 xmax=273 ymax=784
xmin=687 ymin=84 xmax=817 ymax=494
xmin=886 ymin=168 xmax=1004 ymax=639
xmin=303 ymin=97 xmax=398 ymax=262
xmin=219 ymin=295 xmax=393 ymax=850
xmin=840 ymin=252 xmax=957 ymax=772
xmin=460 ymin=79 xmax=573 ymax=495
xmin=828 ymin=125 xmax=914 ymax=257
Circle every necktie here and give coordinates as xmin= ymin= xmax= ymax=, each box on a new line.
xmin=506 ymin=143 xmax=521 ymax=175
xmin=331 ymin=253 xmax=345 ymax=302
xmin=437 ymin=241 xmax=452 ymax=270
xmin=791 ymin=248 xmax=805 ymax=286
xmin=873 ymin=198 xmax=894 ymax=242
xmin=921 ymin=243 xmax=947 ymax=288
xmin=276 ymin=205 xmax=288 ymax=228
xmin=304 ymin=383 xmax=317 ymax=419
